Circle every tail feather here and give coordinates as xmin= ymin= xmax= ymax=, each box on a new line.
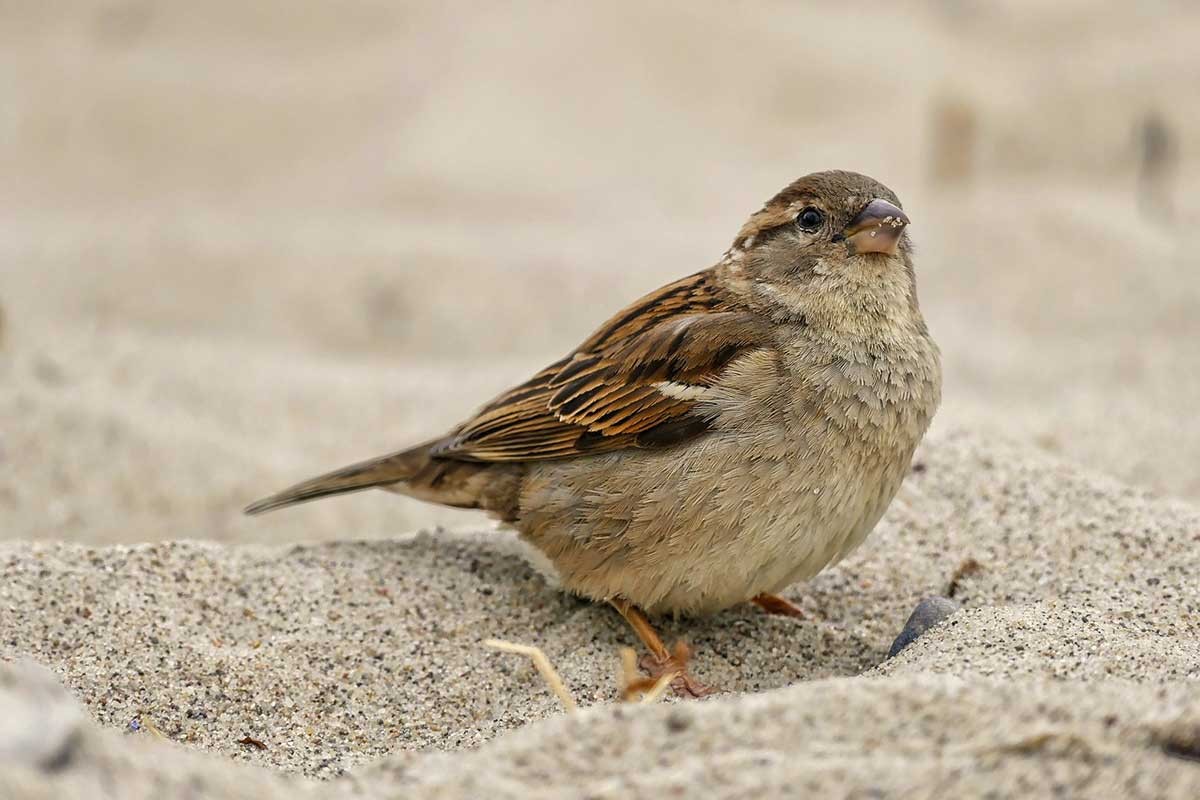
xmin=244 ymin=445 xmax=430 ymax=515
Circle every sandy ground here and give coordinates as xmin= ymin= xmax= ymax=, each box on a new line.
xmin=3 ymin=1 xmax=1200 ymax=797
xmin=3 ymin=433 xmax=1200 ymax=796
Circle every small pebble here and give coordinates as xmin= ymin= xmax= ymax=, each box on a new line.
xmin=887 ymin=596 xmax=960 ymax=659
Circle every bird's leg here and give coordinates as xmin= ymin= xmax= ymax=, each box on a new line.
xmin=609 ymin=598 xmax=715 ymax=698
xmin=751 ymin=593 xmax=806 ymax=619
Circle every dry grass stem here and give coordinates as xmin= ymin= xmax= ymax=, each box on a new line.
xmin=487 ymin=639 xmax=676 ymax=709
xmin=484 ymin=638 xmax=578 ymax=712
xmin=619 ymin=646 xmax=676 ymax=703
xmin=638 ymin=671 xmax=676 ymax=704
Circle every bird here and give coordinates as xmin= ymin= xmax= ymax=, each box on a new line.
xmin=245 ymin=170 xmax=942 ymax=696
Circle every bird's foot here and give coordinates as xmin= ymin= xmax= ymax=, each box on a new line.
xmin=751 ymin=592 xmax=806 ymax=619
xmin=636 ymin=640 xmax=716 ymax=699
xmin=610 ymin=598 xmax=716 ymax=699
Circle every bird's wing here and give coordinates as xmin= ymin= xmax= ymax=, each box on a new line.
xmin=431 ymin=270 xmax=771 ymax=462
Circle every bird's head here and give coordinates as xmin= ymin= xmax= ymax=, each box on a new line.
xmin=724 ymin=170 xmax=921 ymax=331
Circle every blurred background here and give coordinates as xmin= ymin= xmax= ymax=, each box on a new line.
xmin=2 ymin=0 xmax=1197 ymax=544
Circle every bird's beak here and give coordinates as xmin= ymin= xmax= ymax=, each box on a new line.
xmin=841 ymin=199 xmax=910 ymax=256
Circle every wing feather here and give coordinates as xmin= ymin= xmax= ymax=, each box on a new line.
xmin=431 ymin=270 xmax=770 ymax=462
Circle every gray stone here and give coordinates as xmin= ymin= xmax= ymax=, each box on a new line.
xmin=888 ymin=596 xmax=961 ymax=659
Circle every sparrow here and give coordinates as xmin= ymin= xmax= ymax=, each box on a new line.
xmin=246 ymin=170 xmax=942 ymax=696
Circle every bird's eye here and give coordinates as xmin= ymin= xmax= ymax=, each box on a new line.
xmin=796 ymin=206 xmax=824 ymax=232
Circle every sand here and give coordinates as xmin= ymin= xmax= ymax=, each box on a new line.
xmin=3 ymin=1 xmax=1200 ymax=797
xmin=3 ymin=432 xmax=1199 ymax=796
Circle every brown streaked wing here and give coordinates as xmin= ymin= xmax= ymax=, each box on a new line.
xmin=431 ymin=270 xmax=768 ymax=462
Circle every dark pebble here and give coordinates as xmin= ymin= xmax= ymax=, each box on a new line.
xmin=887 ymin=596 xmax=960 ymax=659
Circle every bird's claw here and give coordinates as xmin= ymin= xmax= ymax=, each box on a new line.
xmin=637 ymin=641 xmax=717 ymax=699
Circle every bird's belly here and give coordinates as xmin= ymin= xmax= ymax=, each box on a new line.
xmin=517 ymin=427 xmax=912 ymax=617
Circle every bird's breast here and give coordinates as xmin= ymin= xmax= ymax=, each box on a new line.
xmin=781 ymin=328 xmax=942 ymax=453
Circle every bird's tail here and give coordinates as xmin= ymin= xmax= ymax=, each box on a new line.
xmin=244 ymin=444 xmax=433 ymax=515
